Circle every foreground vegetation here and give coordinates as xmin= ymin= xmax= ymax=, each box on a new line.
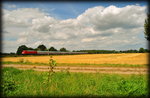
xmin=2 ymin=67 xmax=148 ymax=97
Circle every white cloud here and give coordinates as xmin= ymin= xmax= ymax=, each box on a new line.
xmin=82 ymin=38 xmax=95 ymax=42
xmin=31 ymin=16 xmax=58 ymax=33
xmin=77 ymin=5 xmax=146 ymax=31
xmin=3 ymin=8 xmax=46 ymax=27
xmin=2 ymin=5 xmax=148 ymax=53
xmin=17 ymin=37 xmax=27 ymax=44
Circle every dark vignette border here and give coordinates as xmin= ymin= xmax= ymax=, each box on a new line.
xmin=0 ymin=0 xmax=149 ymax=98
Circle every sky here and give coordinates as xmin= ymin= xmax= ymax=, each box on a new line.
xmin=2 ymin=1 xmax=148 ymax=53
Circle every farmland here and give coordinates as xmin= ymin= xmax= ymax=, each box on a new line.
xmin=2 ymin=53 xmax=149 ymax=67
xmin=1 ymin=53 xmax=149 ymax=97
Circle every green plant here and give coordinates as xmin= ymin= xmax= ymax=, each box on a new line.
xmin=1 ymin=69 xmax=19 ymax=96
xmin=47 ymin=56 xmax=57 ymax=82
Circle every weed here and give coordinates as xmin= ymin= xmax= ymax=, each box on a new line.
xmin=47 ymin=56 xmax=57 ymax=82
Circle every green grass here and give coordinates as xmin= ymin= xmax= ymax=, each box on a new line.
xmin=1 ymin=67 xmax=148 ymax=97
xmin=2 ymin=61 xmax=48 ymax=66
xmin=2 ymin=61 xmax=147 ymax=67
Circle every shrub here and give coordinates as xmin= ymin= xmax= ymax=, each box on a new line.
xmin=1 ymin=69 xmax=18 ymax=96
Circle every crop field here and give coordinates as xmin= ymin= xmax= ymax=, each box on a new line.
xmin=2 ymin=53 xmax=149 ymax=67
xmin=2 ymin=67 xmax=148 ymax=97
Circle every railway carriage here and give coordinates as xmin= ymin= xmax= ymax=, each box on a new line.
xmin=22 ymin=50 xmax=87 ymax=55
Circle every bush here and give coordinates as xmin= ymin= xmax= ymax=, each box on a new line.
xmin=1 ymin=68 xmax=20 ymax=96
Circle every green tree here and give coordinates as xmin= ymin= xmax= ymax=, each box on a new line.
xmin=144 ymin=14 xmax=150 ymax=41
xmin=37 ymin=44 xmax=47 ymax=51
xmin=28 ymin=47 xmax=34 ymax=50
xmin=48 ymin=47 xmax=57 ymax=51
xmin=139 ymin=48 xmax=145 ymax=53
xmin=16 ymin=45 xmax=28 ymax=55
xmin=60 ymin=47 xmax=67 ymax=52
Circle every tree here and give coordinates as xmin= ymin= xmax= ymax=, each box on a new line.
xmin=28 ymin=47 xmax=34 ymax=50
xmin=37 ymin=44 xmax=47 ymax=51
xmin=60 ymin=47 xmax=67 ymax=52
xmin=16 ymin=45 xmax=28 ymax=55
xmin=144 ymin=14 xmax=150 ymax=41
xmin=139 ymin=48 xmax=145 ymax=53
xmin=48 ymin=47 xmax=57 ymax=51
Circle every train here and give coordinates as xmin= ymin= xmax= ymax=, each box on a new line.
xmin=22 ymin=50 xmax=88 ymax=55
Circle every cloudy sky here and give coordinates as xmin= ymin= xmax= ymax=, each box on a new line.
xmin=2 ymin=1 xmax=148 ymax=53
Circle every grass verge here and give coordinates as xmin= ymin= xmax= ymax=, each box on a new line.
xmin=1 ymin=67 xmax=148 ymax=97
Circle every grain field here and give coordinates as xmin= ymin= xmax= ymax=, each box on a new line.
xmin=2 ymin=53 xmax=149 ymax=65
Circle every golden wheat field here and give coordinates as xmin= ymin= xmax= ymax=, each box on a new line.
xmin=2 ymin=53 xmax=149 ymax=65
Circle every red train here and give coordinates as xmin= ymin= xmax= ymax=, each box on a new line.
xmin=22 ymin=50 xmax=37 ymax=54
xmin=22 ymin=50 xmax=87 ymax=55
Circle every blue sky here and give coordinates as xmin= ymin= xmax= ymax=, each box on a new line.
xmin=3 ymin=1 xmax=147 ymax=19
xmin=2 ymin=1 xmax=148 ymax=53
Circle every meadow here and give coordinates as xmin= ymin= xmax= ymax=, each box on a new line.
xmin=2 ymin=53 xmax=149 ymax=67
xmin=2 ymin=67 xmax=148 ymax=97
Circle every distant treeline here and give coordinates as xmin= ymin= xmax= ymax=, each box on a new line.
xmin=16 ymin=45 xmax=150 ymax=55
xmin=16 ymin=45 xmax=68 ymax=55
xmin=1 ymin=44 xmax=149 ymax=57
xmin=73 ymin=48 xmax=150 ymax=54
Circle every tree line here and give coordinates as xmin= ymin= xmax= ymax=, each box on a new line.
xmin=73 ymin=48 xmax=149 ymax=54
xmin=16 ymin=44 xmax=150 ymax=55
xmin=16 ymin=44 xmax=68 ymax=55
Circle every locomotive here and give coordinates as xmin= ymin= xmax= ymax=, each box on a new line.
xmin=22 ymin=50 xmax=87 ymax=55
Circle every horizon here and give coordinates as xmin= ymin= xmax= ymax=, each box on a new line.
xmin=2 ymin=47 xmax=148 ymax=54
